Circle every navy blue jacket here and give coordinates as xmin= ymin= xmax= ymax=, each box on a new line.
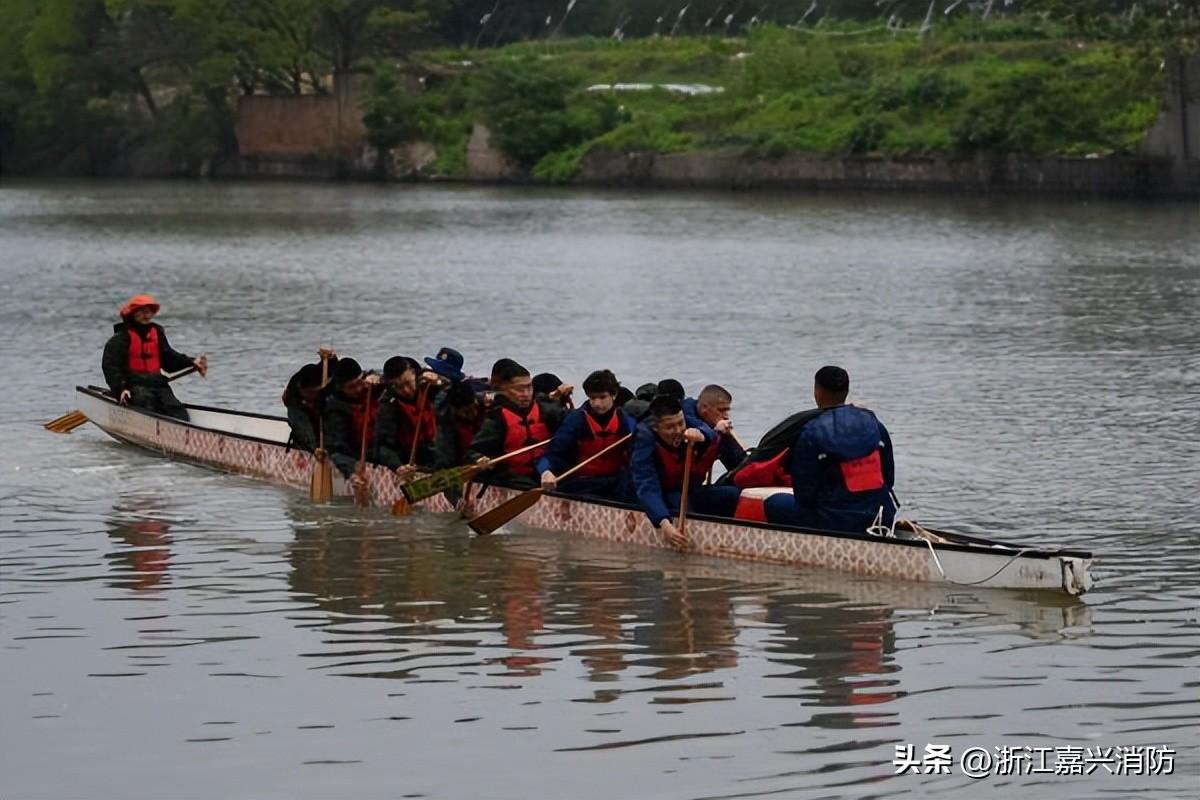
xmin=681 ymin=397 xmax=746 ymax=473
xmin=631 ymin=421 xmax=716 ymax=528
xmin=788 ymin=405 xmax=896 ymax=529
xmin=536 ymin=404 xmax=636 ymax=476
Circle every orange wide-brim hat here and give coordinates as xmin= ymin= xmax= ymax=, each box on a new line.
xmin=120 ymin=294 xmax=160 ymax=318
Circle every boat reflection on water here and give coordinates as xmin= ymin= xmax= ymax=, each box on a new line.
xmin=104 ymin=495 xmax=174 ymax=591
xmin=283 ymin=499 xmax=1091 ymax=713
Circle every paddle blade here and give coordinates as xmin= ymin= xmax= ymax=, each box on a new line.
xmin=468 ymin=488 xmax=544 ymax=536
xmin=45 ymin=410 xmax=88 ymax=433
xmin=309 ymin=455 xmax=333 ymax=503
xmin=402 ymin=466 xmax=472 ymax=504
xmin=391 ymin=497 xmax=413 ymax=516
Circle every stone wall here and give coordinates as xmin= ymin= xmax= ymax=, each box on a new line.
xmin=235 ymin=76 xmax=367 ymax=159
xmin=575 ymin=149 xmax=1184 ymax=197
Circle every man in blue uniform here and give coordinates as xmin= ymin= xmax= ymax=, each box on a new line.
xmin=764 ymin=366 xmax=897 ymax=533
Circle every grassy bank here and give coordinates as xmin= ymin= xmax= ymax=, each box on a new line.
xmin=367 ymin=21 xmax=1165 ymax=182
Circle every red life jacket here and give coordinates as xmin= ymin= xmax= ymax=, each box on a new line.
xmin=127 ymin=326 xmax=161 ymax=374
xmin=455 ymin=418 xmax=480 ymax=453
xmin=838 ymin=449 xmax=885 ymax=493
xmin=732 ymin=448 xmax=793 ymax=489
xmin=695 ymin=433 xmax=721 ymax=481
xmin=575 ymin=410 xmax=627 ymax=478
xmin=349 ymin=398 xmax=378 ymax=455
xmin=655 ymin=438 xmax=712 ymax=492
xmin=500 ymin=403 xmax=551 ymax=477
xmin=388 ymin=396 xmax=437 ymax=456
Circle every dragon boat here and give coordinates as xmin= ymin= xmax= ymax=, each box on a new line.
xmin=67 ymin=386 xmax=1095 ymax=596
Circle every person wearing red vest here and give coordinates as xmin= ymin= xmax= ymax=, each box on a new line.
xmin=374 ymin=356 xmax=441 ymax=474
xmin=536 ymin=369 xmax=636 ymax=498
xmin=466 ymin=359 xmax=566 ymax=489
xmin=631 ymin=396 xmax=741 ymax=548
xmin=101 ymin=294 xmax=207 ymax=420
xmin=321 ymin=358 xmax=380 ymax=483
xmin=433 ymin=380 xmax=486 ymax=469
xmin=764 ymin=366 xmax=897 ymax=534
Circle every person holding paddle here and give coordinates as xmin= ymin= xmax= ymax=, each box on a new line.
xmin=537 ymin=369 xmax=636 ymax=498
xmin=283 ymin=347 xmax=337 ymax=452
xmin=101 ymin=294 xmax=207 ymax=421
xmin=466 ymin=359 xmax=567 ymax=489
xmin=631 ymin=396 xmax=740 ymax=549
xmin=375 ymin=356 xmax=439 ymax=476
xmin=321 ymin=358 xmax=380 ymax=483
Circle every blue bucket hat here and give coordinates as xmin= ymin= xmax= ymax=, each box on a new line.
xmin=424 ymin=347 xmax=466 ymax=382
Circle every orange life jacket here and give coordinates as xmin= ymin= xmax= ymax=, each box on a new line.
xmin=574 ymin=410 xmax=627 ymax=478
xmin=127 ymin=326 xmax=161 ymax=374
xmin=500 ymin=403 xmax=550 ymax=477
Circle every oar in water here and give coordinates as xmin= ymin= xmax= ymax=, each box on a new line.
xmin=468 ymin=433 xmax=633 ymax=536
xmin=353 ymin=385 xmax=375 ymax=508
xmin=309 ymin=351 xmax=334 ymax=503
xmin=674 ymin=440 xmax=696 ymax=548
xmin=44 ymin=364 xmax=200 ymax=433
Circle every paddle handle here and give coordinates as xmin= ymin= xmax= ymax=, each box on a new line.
xmin=676 ymin=440 xmax=696 ymax=537
xmin=317 ymin=352 xmax=330 ymax=451
xmin=407 ymin=383 xmax=431 ymax=466
xmin=165 ymin=364 xmax=199 ymax=382
xmin=358 ymin=385 xmax=374 ymax=467
xmin=480 ymin=437 xmax=552 ymax=469
xmin=557 ymin=433 xmax=632 ymax=482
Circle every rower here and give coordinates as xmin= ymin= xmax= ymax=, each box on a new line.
xmin=102 ymin=294 xmax=207 ymax=421
xmin=321 ymin=358 xmax=379 ymax=484
xmin=631 ymin=396 xmax=741 ymax=548
xmin=763 ymin=366 xmax=897 ymax=534
xmin=432 ymin=380 xmax=486 ymax=469
xmin=537 ymin=369 xmax=636 ymax=498
xmin=682 ymin=384 xmax=746 ymax=474
xmin=282 ymin=346 xmax=336 ymax=452
xmin=374 ymin=356 xmax=439 ymax=476
xmin=467 ymin=360 xmax=567 ymax=488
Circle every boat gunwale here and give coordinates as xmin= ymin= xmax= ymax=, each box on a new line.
xmin=75 ymin=385 xmax=1095 ymax=562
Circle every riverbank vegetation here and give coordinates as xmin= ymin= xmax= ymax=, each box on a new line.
xmin=0 ymin=1 xmax=1196 ymax=176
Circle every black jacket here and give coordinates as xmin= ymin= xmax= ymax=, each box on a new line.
xmin=102 ymin=321 xmax=194 ymax=395
xmin=466 ymin=396 xmax=566 ymax=481
xmin=322 ymin=391 xmax=373 ymax=478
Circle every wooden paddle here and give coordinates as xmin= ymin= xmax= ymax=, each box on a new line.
xmin=309 ymin=352 xmax=334 ymax=503
xmin=676 ymin=439 xmax=696 ymax=544
xmin=468 ymin=433 xmax=633 ymax=536
xmin=353 ymin=385 xmax=375 ymax=508
xmin=45 ymin=364 xmax=200 ymax=433
xmin=407 ymin=383 xmax=432 ymax=466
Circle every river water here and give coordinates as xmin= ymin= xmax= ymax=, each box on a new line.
xmin=0 ymin=181 xmax=1196 ymax=799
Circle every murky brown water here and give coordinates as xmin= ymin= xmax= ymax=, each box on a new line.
xmin=1 ymin=181 xmax=1197 ymax=798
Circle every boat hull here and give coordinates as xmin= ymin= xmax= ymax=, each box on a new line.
xmin=73 ymin=387 xmax=1094 ymax=595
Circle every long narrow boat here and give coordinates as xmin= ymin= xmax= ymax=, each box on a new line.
xmin=71 ymin=386 xmax=1095 ymax=595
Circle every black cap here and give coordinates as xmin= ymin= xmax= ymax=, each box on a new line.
xmin=383 ymin=356 xmax=414 ymax=380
